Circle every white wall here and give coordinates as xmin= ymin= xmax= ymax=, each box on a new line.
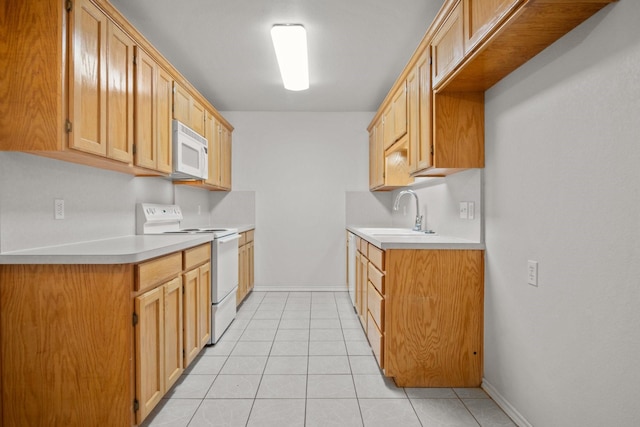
xmin=483 ymin=2 xmax=640 ymax=426
xmin=0 ymin=152 xmax=175 ymax=252
xmin=222 ymin=111 xmax=372 ymax=290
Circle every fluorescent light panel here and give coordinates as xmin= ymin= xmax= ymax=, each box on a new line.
xmin=271 ymin=24 xmax=309 ymax=91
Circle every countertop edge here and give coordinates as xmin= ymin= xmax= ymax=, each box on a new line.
xmin=0 ymin=235 xmax=214 ymax=265
xmin=347 ymin=226 xmax=485 ymax=250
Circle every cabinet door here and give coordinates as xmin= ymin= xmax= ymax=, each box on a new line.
xmin=182 ymin=268 xmax=199 ymax=367
xmin=198 ymin=263 xmax=212 ymax=348
xmin=432 ymin=0 xmax=464 ymax=88
xmin=135 ymin=286 xmax=165 ymax=424
xmin=220 ymin=126 xmax=232 ymax=190
xmin=368 ymin=128 xmax=378 ymax=190
xmin=191 ymin=98 xmax=206 ymax=136
xmin=157 ymin=67 xmax=173 ymax=173
xmin=105 ymin=20 xmax=134 ymax=163
xmin=69 ymin=0 xmax=107 ymax=156
xmin=204 ymin=111 xmax=221 ymax=187
xmin=381 ymin=103 xmax=394 ymax=149
xmin=248 ymin=240 xmax=255 ymax=292
xmin=163 ymin=277 xmax=183 ymax=391
xmin=392 ymin=82 xmax=407 ymax=142
xmin=463 ymin=0 xmax=521 ymax=54
xmin=237 ymin=242 xmax=247 ymax=305
xmin=409 ymin=48 xmax=433 ymax=174
xmin=173 ymin=81 xmax=191 ymax=124
xmin=134 ymin=47 xmax=157 ymax=170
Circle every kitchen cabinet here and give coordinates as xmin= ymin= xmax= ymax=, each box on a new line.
xmin=134 ymin=47 xmax=173 ymax=173
xmin=408 ymin=48 xmax=433 ymax=175
xmin=70 ymin=0 xmax=134 ymax=163
xmin=220 ymin=124 xmax=233 ymax=190
xmin=1 ymin=0 xmax=233 ymax=178
xmin=462 ymin=0 xmax=523 ymax=55
xmin=182 ymin=244 xmax=211 ymax=367
xmin=352 ymin=236 xmax=484 ymax=387
xmin=173 ymin=81 xmax=206 ymax=136
xmin=368 ymin=0 xmax=615 ymax=182
xmin=382 ymin=83 xmax=407 ymax=150
xmin=369 ymin=119 xmax=414 ymax=191
xmin=237 ymin=230 xmax=255 ymax=306
xmin=0 ymin=242 xmax=212 ymax=426
xmin=134 ymin=276 xmax=183 ymax=424
xmin=431 ymin=0 xmax=464 ymax=90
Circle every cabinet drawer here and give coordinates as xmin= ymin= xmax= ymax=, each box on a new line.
xmin=183 ymin=243 xmax=211 ymax=270
xmin=367 ymin=311 xmax=384 ymax=369
xmin=359 ymin=238 xmax=368 ymax=257
xmin=367 ymin=281 xmax=384 ymax=331
xmin=246 ymin=229 xmax=254 ymax=243
xmin=137 ymin=252 xmax=182 ymax=292
xmin=238 ymin=232 xmax=247 ymax=246
xmin=367 ymin=244 xmax=385 ymax=271
xmin=368 ymin=263 xmax=385 ymax=295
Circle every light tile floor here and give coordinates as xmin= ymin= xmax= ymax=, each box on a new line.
xmin=141 ymin=291 xmax=516 ymax=427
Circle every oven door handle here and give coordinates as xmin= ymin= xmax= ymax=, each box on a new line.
xmin=217 ymin=234 xmax=240 ymax=244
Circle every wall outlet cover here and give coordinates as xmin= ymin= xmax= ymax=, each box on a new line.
xmin=459 ymin=202 xmax=469 ymax=219
xmin=528 ymin=260 xmax=538 ymax=286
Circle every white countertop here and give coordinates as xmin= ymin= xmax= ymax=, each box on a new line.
xmin=347 ymin=226 xmax=485 ymax=250
xmin=0 ymin=234 xmax=215 ymax=265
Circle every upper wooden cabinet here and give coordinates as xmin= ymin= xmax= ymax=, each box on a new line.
xmin=431 ymin=0 xmax=464 ymax=90
xmin=134 ymin=47 xmax=173 ymax=173
xmin=382 ymin=83 xmax=408 ymax=149
xmin=69 ymin=0 xmax=135 ymax=163
xmin=173 ymin=82 xmax=206 ymax=136
xmin=463 ymin=0 xmax=522 ymax=54
xmin=368 ymin=0 xmax=616 ymax=184
xmin=1 ymin=0 xmax=232 ymax=180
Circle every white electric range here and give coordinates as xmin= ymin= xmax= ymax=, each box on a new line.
xmin=136 ymin=203 xmax=239 ymax=344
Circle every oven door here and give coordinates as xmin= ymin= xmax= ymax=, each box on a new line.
xmin=212 ymin=233 xmax=240 ymax=303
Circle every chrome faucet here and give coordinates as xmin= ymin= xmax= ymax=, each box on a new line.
xmin=393 ymin=189 xmax=423 ymax=231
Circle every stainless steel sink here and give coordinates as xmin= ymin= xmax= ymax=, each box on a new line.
xmin=357 ymin=228 xmax=436 ymax=237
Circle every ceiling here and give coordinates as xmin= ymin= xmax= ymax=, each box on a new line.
xmin=109 ymin=0 xmax=444 ymax=112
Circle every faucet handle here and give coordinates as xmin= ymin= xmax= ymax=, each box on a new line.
xmin=414 ymin=215 xmax=423 ymax=231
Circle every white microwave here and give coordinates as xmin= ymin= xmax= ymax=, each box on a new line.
xmin=171 ymin=120 xmax=208 ymax=180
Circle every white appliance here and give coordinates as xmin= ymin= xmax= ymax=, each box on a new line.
xmin=347 ymin=232 xmax=356 ymax=307
xmin=171 ymin=120 xmax=208 ymax=180
xmin=136 ymin=203 xmax=239 ymax=344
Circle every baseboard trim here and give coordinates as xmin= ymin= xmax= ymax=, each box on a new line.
xmin=253 ymin=284 xmax=347 ymax=293
xmin=482 ymin=379 xmax=532 ymax=427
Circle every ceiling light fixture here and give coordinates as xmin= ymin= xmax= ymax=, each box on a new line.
xmin=270 ymin=24 xmax=309 ymax=91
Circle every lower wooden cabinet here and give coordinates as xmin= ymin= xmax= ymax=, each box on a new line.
xmin=0 ymin=242 xmax=212 ymax=426
xmin=134 ymin=276 xmax=183 ymax=424
xmin=237 ymin=229 xmax=255 ymax=305
xmin=352 ymin=236 xmax=484 ymax=388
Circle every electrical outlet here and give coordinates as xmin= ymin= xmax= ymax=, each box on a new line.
xmin=528 ymin=260 xmax=538 ymax=286
xmin=468 ymin=202 xmax=475 ymax=220
xmin=54 ymin=199 xmax=65 ymax=220
xmin=459 ymin=202 xmax=468 ymax=219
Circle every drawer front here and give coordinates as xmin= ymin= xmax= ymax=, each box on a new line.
xmin=367 ymin=263 xmax=385 ymax=295
xmin=238 ymin=232 xmax=247 ymax=246
xmin=359 ymin=238 xmax=368 ymax=257
xmin=367 ymin=311 xmax=384 ymax=369
xmin=246 ymin=229 xmax=254 ymax=243
xmin=183 ymin=243 xmax=211 ymax=270
xmin=368 ymin=244 xmax=385 ymax=271
xmin=136 ymin=252 xmax=182 ymax=292
xmin=367 ymin=281 xmax=384 ymax=331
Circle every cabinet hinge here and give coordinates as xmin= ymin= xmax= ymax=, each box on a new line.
xmin=133 ymin=55 xmax=137 ymax=66
xmin=431 ymin=145 xmax=434 ymax=155
xmin=132 ymin=143 xmax=137 ymax=155
xmin=65 ymin=0 xmax=72 ymax=12
xmin=132 ymin=312 xmax=138 ymax=326
xmin=429 ymin=56 xmax=433 ymax=66
xmin=133 ymin=399 xmax=139 ymax=412
xmin=65 ymin=120 xmax=72 ymax=133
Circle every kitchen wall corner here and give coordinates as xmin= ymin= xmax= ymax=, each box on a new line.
xmin=208 ymin=190 xmax=256 ymax=226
